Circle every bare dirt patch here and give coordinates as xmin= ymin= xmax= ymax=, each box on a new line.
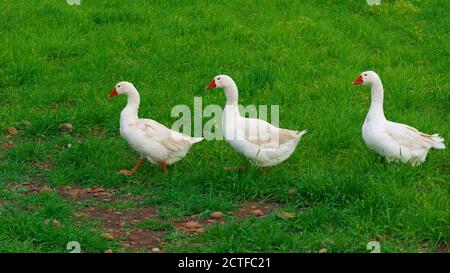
xmin=57 ymin=186 xmax=115 ymax=203
xmin=436 ymin=244 xmax=450 ymax=253
xmin=10 ymin=181 xmax=47 ymax=195
xmin=10 ymin=160 xmax=287 ymax=252
xmin=70 ymin=199 xmax=285 ymax=252
xmin=229 ymin=201 xmax=283 ymax=219
xmin=3 ymin=141 xmax=15 ymax=149
xmin=76 ymin=206 xmax=165 ymax=252
xmin=30 ymin=161 xmax=55 ymax=170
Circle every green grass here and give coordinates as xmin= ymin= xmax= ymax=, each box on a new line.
xmin=133 ymin=219 xmax=174 ymax=231
xmin=0 ymin=0 xmax=449 ymax=253
xmin=0 ymin=190 xmax=113 ymax=252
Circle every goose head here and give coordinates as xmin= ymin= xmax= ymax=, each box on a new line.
xmin=205 ymin=75 xmax=235 ymax=90
xmin=353 ymin=71 xmax=381 ymax=86
xmin=108 ymin=81 xmax=137 ymax=98
xmin=205 ymin=75 xmax=239 ymax=104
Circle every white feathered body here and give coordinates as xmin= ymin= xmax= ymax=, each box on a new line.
xmin=118 ymin=87 xmax=202 ymax=165
xmin=363 ymin=117 xmax=445 ymax=166
xmin=120 ymin=117 xmax=202 ymax=165
xmin=222 ymin=105 xmax=306 ymax=167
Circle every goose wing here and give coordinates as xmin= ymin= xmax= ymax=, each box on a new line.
xmin=241 ymin=117 xmax=304 ymax=148
xmin=385 ymin=121 xmax=436 ymax=150
xmin=135 ymin=119 xmax=197 ymax=151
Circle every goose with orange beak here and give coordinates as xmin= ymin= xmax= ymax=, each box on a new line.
xmin=205 ymin=75 xmax=307 ymax=167
xmin=354 ymin=71 xmax=445 ymax=165
xmin=108 ymin=81 xmax=203 ymax=175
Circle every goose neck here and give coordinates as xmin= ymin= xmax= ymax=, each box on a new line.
xmin=368 ymin=81 xmax=386 ymax=120
xmin=121 ymin=91 xmax=140 ymax=121
xmin=224 ymin=83 xmax=239 ymax=106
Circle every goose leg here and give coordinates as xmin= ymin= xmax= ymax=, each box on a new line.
xmin=161 ymin=161 xmax=166 ymax=173
xmin=119 ymin=159 xmax=145 ymax=176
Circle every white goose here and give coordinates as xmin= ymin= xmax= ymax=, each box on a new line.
xmin=108 ymin=82 xmax=203 ymax=175
xmin=205 ymin=75 xmax=306 ymax=167
xmin=353 ymin=71 xmax=445 ymax=165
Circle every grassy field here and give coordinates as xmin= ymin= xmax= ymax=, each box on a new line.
xmin=0 ymin=0 xmax=449 ymax=253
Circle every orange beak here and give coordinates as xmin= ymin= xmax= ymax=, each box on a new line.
xmin=205 ymin=79 xmax=217 ymax=90
xmin=353 ymin=75 xmax=363 ymax=85
xmin=108 ymin=88 xmax=118 ymax=97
